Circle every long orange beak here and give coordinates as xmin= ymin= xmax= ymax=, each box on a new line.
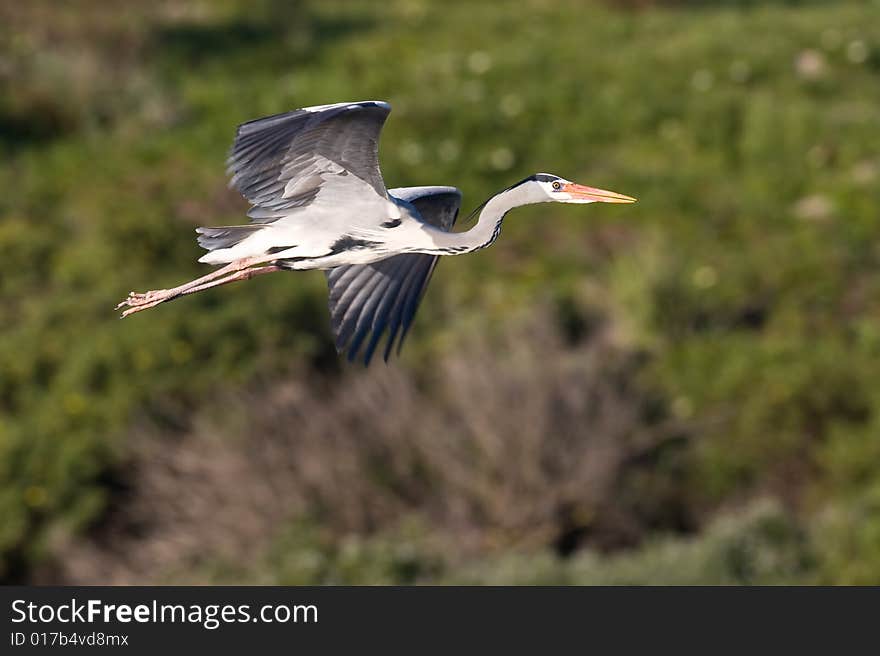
xmin=562 ymin=183 xmax=637 ymax=203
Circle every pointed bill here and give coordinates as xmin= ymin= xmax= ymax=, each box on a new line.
xmin=562 ymin=183 xmax=637 ymax=203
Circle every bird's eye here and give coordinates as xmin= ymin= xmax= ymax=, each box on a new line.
xmin=551 ymin=181 xmax=561 ymax=191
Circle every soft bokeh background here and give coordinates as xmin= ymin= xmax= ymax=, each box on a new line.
xmin=2 ymin=0 xmax=880 ymax=584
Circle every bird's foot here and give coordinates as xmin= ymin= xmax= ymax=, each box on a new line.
xmin=116 ymin=288 xmax=176 ymax=316
xmin=115 ymin=291 xmax=149 ymax=308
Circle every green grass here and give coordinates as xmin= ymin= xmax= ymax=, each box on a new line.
xmin=2 ymin=0 xmax=880 ymax=582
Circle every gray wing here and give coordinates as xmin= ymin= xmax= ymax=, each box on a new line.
xmin=325 ymin=186 xmax=462 ymax=366
xmin=227 ymin=101 xmax=391 ymax=223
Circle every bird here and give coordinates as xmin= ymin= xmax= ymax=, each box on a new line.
xmin=117 ymin=100 xmax=636 ymax=364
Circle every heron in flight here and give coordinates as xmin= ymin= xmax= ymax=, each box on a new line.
xmin=118 ymin=101 xmax=636 ymax=364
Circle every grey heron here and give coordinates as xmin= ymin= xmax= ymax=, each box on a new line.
xmin=117 ymin=100 xmax=636 ymax=364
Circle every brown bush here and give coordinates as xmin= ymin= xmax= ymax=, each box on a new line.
xmin=43 ymin=312 xmax=690 ymax=584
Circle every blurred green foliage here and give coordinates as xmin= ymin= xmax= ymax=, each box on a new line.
xmin=166 ymin=500 xmax=849 ymax=585
xmin=2 ymin=0 xmax=880 ymax=583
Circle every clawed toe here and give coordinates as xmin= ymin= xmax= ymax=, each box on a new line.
xmin=128 ymin=291 xmax=153 ymax=303
xmin=116 ymin=289 xmax=170 ymax=314
xmin=121 ymin=299 xmax=164 ymax=317
xmin=116 ymin=294 xmax=142 ymax=310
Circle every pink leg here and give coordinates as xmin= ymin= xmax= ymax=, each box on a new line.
xmin=116 ymin=254 xmax=277 ymax=311
xmin=119 ymin=264 xmax=282 ymax=317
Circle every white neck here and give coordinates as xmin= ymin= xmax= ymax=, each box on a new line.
xmin=414 ymin=183 xmax=542 ymax=255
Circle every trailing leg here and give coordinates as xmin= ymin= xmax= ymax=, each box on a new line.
xmin=116 ymin=255 xmax=279 ymax=315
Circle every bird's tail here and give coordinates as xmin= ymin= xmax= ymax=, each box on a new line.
xmin=195 ymin=225 xmax=263 ymax=252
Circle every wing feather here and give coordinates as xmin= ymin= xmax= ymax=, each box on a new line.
xmin=324 ymin=187 xmax=462 ymax=365
xmin=227 ymin=101 xmax=391 ymax=222
xmin=337 ymin=259 xmax=404 ymax=353
xmin=346 ymin=261 xmax=407 ymax=362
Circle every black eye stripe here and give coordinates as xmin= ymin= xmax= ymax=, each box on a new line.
xmin=507 ymin=173 xmax=561 ymax=192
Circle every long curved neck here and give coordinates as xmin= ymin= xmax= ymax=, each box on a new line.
xmin=424 ymin=183 xmax=539 ymax=255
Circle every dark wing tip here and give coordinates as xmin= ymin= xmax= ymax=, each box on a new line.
xmin=326 ymin=253 xmax=439 ymax=367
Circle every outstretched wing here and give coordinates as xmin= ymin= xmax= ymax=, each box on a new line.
xmin=325 ymin=186 xmax=462 ymax=366
xmin=227 ymin=101 xmax=391 ymax=223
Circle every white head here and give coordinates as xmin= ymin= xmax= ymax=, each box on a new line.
xmin=522 ymin=173 xmax=637 ymax=205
